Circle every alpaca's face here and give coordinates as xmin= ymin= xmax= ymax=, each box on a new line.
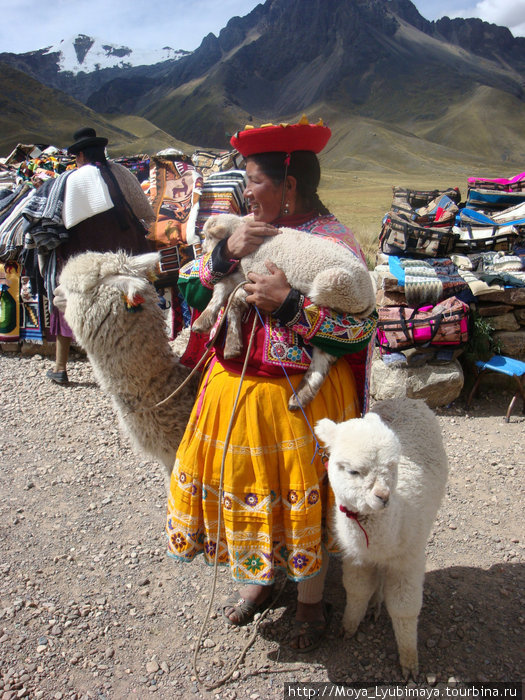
xmin=54 ymin=251 xmax=160 ymax=346
xmin=201 ymin=214 xmax=243 ymax=254
xmin=316 ymin=413 xmax=400 ymax=515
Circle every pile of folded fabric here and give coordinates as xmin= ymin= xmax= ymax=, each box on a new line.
xmin=191 ymin=149 xmax=244 ymax=179
xmin=0 ymin=150 xmax=68 ymax=347
xmin=194 ymin=169 xmax=247 ymax=238
xmin=113 ymin=155 xmax=150 ymax=183
xmin=374 ymin=172 xmax=525 ymax=366
xmin=147 ymin=156 xmax=247 ymax=338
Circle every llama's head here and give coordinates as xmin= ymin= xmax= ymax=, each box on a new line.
xmin=201 ymin=213 xmax=244 ymax=254
xmin=54 ymin=250 xmax=160 ymax=348
xmin=315 ymin=412 xmax=401 ymax=515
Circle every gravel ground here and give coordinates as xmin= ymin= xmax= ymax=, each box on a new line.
xmin=0 ymin=350 xmax=523 ymax=700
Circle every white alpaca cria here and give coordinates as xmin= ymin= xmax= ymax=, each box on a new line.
xmin=315 ymin=398 xmax=448 ymax=678
xmin=192 ymin=213 xmax=376 ymax=411
xmin=54 ymin=251 xmax=196 ymax=487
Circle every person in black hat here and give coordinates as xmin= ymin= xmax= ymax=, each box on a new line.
xmin=67 ymin=127 xmax=109 ymax=157
xmin=46 ymin=126 xmax=155 ymax=385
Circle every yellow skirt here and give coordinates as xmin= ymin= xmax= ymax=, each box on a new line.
xmin=166 ymin=357 xmax=360 ymax=584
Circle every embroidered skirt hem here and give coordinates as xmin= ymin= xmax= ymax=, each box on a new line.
xmin=166 ymin=357 xmax=360 ymax=584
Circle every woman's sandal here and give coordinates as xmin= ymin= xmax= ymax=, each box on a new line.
xmin=221 ymin=589 xmax=273 ymax=627
xmin=289 ymin=602 xmax=333 ymax=653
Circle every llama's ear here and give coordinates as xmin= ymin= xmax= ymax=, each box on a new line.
xmin=315 ymin=418 xmax=337 ymax=448
xmin=107 ymin=274 xmax=149 ymax=302
xmin=364 ymin=412 xmax=383 ymax=427
xmin=127 ymin=252 xmax=161 ymax=276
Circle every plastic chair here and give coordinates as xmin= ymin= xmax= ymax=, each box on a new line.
xmin=466 ymin=355 xmax=525 ymax=422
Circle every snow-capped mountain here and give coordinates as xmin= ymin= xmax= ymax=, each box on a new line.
xmin=41 ymin=34 xmax=191 ymax=74
xmin=0 ymin=34 xmax=192 ymax=104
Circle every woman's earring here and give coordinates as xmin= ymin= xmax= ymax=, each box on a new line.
xmin=284 ymin=201 xmax=290 ymax=215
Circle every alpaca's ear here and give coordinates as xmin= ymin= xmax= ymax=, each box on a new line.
xmin=363 ymin=412 xmax=384 ymax=427
xmin=106 ymin=274 xmax=149 ymax=302
xmin=315 ymin=418 xmax=338 ymax=449
xmin=127 ymin=252 xmax=161 ymax=276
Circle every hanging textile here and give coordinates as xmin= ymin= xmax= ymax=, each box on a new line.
xmin=147 ymin=156 xmax=202 ymax=248
xmin=19 ymin=270 xmax=48 ymax=344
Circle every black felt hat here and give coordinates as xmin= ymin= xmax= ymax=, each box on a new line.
xmin=67 ymin=127 xmax=108 ymax=155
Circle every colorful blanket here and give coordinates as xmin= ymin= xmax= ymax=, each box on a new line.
xmin=467 ymin=172 xmax=525 ymax=192
xmin=0 ymin=188 xmax=35 ymax=262
xmin=22 ymin=172 xmax=71 ymax=252
xmin=147 ymin=157 xmax=202 ymax=248
xmin=19 ymin=272 xmax=48 ymax=344
xmin=195 ymin=171 xmax=247 ymax=237
xmin=388 ymin=256 xmax=468 ymax=306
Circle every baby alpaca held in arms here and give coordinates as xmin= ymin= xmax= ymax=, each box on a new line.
xmin=192 ymin=213 xmax=376 ymax=410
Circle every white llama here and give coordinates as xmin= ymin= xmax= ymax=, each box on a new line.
xmin=54 ymin=251 xmax=197 ymax=485
xmin=315 ymin=398 xmax=448 ymax=677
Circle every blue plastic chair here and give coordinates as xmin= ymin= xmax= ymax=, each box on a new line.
xmin=466 ymin=355 xmax=525 ymax=422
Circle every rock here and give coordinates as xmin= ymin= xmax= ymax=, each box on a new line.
xmin=485 ymin=314 xmax=520 ymax=332
xmin=515 ymin=308 xmax=525 ymax=324
xmin=508 ymin=288 xmax=525 ymax=306
xmin=146 ymin=661 xmax=159 ymax=674
xmin=484 ymin=288 xmax=525 ymax=305
xmin=371 ymin=357 xmax=464 ymax=407
xmin=493 ymin=329 xmax=525 ymax=357
xmin=478 ymin=304 xmax=514 ymax=317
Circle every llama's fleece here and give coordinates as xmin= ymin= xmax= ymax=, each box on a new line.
xmin=197 ymin=212 xmax=376 ymax=322
xmin=54 ymin=251 xmax=196 ymax=480
xmin=315 ymin=398 xmax=448 ymax=677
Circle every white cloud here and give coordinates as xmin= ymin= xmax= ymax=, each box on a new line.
xmin=443 ymin=0 xmax=525 ymax=36
xmin=476 ymin=0 xmax=525 ymax=36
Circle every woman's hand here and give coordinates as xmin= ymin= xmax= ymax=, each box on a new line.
xmin=224 ymin=218 xmax=280 ymax=259
xmin=244 ymin=261 xmax=291 ymax=312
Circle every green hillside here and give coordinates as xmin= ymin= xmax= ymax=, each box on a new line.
xmin=0 ymin=64 xmax=193 ymax=157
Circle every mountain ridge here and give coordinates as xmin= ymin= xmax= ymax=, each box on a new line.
xmin=1 ymin=0 xmax=524 ymax=171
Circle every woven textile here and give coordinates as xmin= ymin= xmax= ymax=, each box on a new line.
xmin=62 ymin=165 xmax=113 ymax=228
xmin=388 ymin=256 xmax=468 ymax=305
xmin=19 ymin=272 xmax=48 ymax=344
xmin=166 ymin=358 xmax=360 ymax=583
xmin=147 ymin=157 xmax=202 ymax=248
xmin=0 ymin=188 xmax=35 ymax=262
xmin=195 ymin=171 xmax=247 ymax=237
xmin=400 ymin=259 xmax=444 ymax=307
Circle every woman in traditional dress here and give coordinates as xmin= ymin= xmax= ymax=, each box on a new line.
xmin=166 ymin=117 xmax=377 ymax=651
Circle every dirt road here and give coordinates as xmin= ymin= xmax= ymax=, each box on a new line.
xmin=0 ymin=352 xmax=523 ymax=699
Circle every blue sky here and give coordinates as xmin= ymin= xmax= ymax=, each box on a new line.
xmin=0 ymin=0 xmax=523 ymax=54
